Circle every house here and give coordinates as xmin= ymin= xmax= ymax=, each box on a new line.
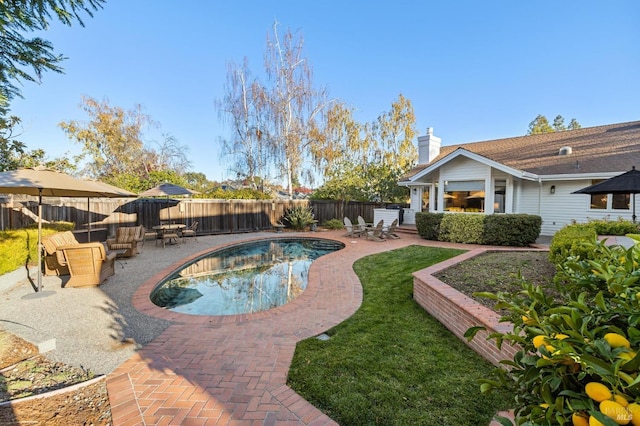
xmin=399 ymin=120 xmax=640 ymax=236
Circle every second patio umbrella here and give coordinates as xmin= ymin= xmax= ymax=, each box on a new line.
xmin=138 ymin=182 xmax=198 ymax=224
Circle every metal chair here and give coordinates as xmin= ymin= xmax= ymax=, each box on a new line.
xmin=181 ymin=221 xmax=198 ymax=243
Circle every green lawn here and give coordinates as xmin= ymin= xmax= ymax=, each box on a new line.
xmin=287 ymin=245 xmax=511 ymax=425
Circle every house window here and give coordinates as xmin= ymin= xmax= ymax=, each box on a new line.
xmin=444 ymin=181 xmax=485 ymax=212
xmin=612 ymin=194 xmax=630 ymax=210
xmin=588 ymin=180 xmax=630 ymax=211
xmin=494 ymin=180 xmax=506 ymax=213
xmin=422 ymin=189 xmax=430 ymax=211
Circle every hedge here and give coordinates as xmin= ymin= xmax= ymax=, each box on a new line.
xmin=415 ymin=212 xmax=541 ymax=246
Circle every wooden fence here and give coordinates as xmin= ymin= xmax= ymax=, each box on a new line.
xmin=0 ymin=195 xmax=389 ymax=237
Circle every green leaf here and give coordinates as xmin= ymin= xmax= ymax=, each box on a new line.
xmin=473 ymin=291 xmax=499 ymax=300
xmin=491 ymin=415 xmax=514 ymax=426
xmin=463 ymin=326 xmax=486 ymax=341
xmin=580 ymin=354 xmax=615 ymax=378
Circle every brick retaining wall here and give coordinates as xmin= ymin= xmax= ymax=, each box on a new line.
xmin=412 ymin=248 xmax=522 ymax=368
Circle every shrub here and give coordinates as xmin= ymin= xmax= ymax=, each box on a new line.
xmin=415 ymin=212 xmax=443 ymax=240
xmin=0 ymin=225 xmax=67 ymax=275
xmin=548 ymin=223 xmax=598 ymax=266
xmin=589 ymin=217 xmax=638 ymax=236
xmin=323 ymin=218 xmax=343 ymax=230
xmin=469 ymin=239 xmax=640 ymax=425
xmin=438 ymin=214 xmax=484 ymax=244
xmin=483 ymin=214 xmax=542 ymax=247
xmin=416 ymin=212 xmax=541 ymax=246
xmin=284 ymin=206 xmax=315 ymax=231
xmin=25 ymin=221 xmax=75 ymax=232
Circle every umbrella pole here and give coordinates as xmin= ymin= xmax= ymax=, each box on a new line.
xmin=23 ymin=189 xmax=55 ymax=299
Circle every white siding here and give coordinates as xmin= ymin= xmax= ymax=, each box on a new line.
xmin=517 ymin=180 xmax=638 ymax=236
xmin=440 ymin=157 xmax=491 ymax=181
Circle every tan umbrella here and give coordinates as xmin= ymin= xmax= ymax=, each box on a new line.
xmin=0 ymin=167 xmax=136 ymax=295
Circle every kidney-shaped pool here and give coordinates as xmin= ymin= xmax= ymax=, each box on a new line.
xmin=150 ymin=237 xmax=344 ymax=316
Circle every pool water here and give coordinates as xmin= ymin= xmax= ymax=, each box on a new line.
xmin=150 ymin=238 xmax=344 ymax=315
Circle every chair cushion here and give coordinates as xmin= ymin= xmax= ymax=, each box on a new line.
xmin=42 ymin=231 xmax=79 ymax=254
xmin=115 ymin=226 xmax=139 ymax=243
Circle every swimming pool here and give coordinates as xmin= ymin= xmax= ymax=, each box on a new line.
xmin=150 ymin=237 xmax=344 ymax=315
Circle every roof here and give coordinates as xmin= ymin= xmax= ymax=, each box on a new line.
xmin=404 ymin=120 xmax=640 ymax=180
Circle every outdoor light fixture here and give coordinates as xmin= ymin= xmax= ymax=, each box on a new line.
xmin=550 ymin=185 xmax=556 ymax=194
xmin=413 ymin=188 xmax=417 ymax=193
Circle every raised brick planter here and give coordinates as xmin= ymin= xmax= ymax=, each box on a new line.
xmin=412 ymin=248 xmax=522 ymax=368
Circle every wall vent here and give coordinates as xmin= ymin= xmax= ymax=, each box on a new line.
xmin=558 ymin=146 xmax=573 ymax=155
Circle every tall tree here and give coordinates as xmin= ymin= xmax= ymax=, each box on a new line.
xmin=0 ymin=0 xmax=104 ymax=114
xmin=0 ymin=115 xmax=27 ymax=171
xmin=59 ymin=96 xmax=191 ymax=189
xmin=263 ymin=21 xmax=329 ymax=198
xmin=527 ymin=114 xmax=581 ymax=134
xmin=59 ymin=96 xmax=151 ymax=178
xmin=217 ymin=58 xmax=270 ymax=188
xmin=374 ymin=94 xmax=417 ymax=173
xmin=312 ymin=95 xmax=417 ymax=203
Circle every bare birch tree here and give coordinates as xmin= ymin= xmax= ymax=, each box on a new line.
xmin=217 ymin=58 xmax=270 ymax=188
xmin=263 ymin=21 xmax=329 ymax=198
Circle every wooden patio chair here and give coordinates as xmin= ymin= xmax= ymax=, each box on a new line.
xmin=365 ymin=220 xmax=386 ymax=242
xmin=382 ymin=219 xmax=400 ymax=239
xmin=343 ymin=217 xmax=363 ymax=237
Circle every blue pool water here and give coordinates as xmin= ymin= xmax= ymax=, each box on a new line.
xmin=150 ymin=238 xmax=344 ymax=315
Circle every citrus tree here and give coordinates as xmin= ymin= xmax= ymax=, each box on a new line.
xmin=469 ymin=237 xmax=640 ymax=425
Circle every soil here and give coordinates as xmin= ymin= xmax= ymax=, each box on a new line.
xmin=434 ymin=250 xmax=557 ymax=311
xmin=0 ymin=250 xmax=554 ymax=425
xmin=0 ymin=330 xmax=112 ymax=425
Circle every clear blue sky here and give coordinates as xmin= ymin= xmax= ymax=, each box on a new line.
xmin=9 ymin=0 xmax=640 ymax=183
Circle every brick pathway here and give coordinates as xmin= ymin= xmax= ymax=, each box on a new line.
xmin=105 ymin=231 xmax=523 ymax=425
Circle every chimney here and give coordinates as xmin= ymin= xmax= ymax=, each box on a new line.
xmin=417 ymin=127 xmax=441 ymax=165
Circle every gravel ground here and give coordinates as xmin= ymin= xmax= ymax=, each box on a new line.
xmin=0 ymin=232 xmax=279 ymax=375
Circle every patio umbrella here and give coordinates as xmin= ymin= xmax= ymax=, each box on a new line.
xmin=84 ymin=180 xmax=136 ymax=241
xmin=572 ymin=166 xmax=640 ymax=222
xmin=138 ymin=182 xmax=198 ymax=224
xmin=0 ymin=167 xmax=136 ymax=295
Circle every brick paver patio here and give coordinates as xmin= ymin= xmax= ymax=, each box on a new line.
xmin=105 ymin=231 xmax=515 ymax=425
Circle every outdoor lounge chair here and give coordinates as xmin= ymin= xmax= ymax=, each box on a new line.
xmin=343 ymin=217 xmax=363 ymax=238
xmin=357 ymin=216 xmax=368 ymax=230
xmin=365 ymin=220 xmax=386 ymax=242
xmin=41 ymin=231 xmax=79 ymax=276
xmin=382 ymin=219 xmax=400 ymax=239
xmin=106 ymin=225 xmax=144 ymax=257
xmin=57 ymin=242 xmax=116 ymax=287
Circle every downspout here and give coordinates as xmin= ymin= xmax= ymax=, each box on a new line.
xmin=537 ymin=177 xmax=542 ymax=216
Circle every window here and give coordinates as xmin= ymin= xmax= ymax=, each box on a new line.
xmin=444 ymin=181 xmax=485 ymax=212
xmin=613 ymin=194 xmax=630 ymax=210
xmin=588 ymin=180 xmax=630 ymax=211
xmin=494 ymin=180 xmax=506 ymax=213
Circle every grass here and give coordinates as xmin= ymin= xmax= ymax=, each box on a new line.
xmin=287 ymin=245 xmax=512 ymax=425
